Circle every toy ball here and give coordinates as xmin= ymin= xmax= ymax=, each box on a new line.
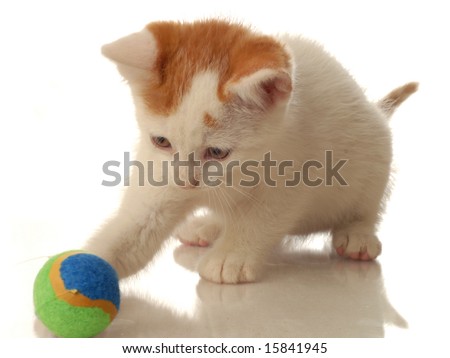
xmin=33 ymin=251 xmax=120 ymax=338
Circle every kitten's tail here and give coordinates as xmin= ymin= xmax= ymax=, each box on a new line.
xmin=377 ymin=82 xmax=418 ymax=118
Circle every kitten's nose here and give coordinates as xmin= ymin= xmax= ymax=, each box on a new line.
xmin=180 ymin=179 xmax=200 ymax=189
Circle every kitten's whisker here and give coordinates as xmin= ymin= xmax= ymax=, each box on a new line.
xmin=218 ymin=187 xmax=236 ymax=230
xmin=219 ymin=187 xmax=241 ymax=234
xmin=212 ymin=187 xmax=227 ymax=221
xmin=218 ymin=188 xmax=233 ymax=224
xmin=229 ymin=185 xmax=263 ymax=210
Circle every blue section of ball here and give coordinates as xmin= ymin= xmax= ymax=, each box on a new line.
xmin=60 ymin=253 xmax=120 ymax=310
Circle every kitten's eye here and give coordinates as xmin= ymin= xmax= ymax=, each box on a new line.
xmin=205 ymin=147 xmax=230 ymax=160
xmin=152 ymin=136 xmax=171 ymax=149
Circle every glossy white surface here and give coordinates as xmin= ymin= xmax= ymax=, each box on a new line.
xmin=1 ymin=0 xmax=449 ymax=340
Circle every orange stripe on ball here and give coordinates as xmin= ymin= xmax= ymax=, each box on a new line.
xmin=49 ymin=251 xmax=118 ymax=321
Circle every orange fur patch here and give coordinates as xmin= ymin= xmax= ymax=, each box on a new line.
xmin=142 ymin=20 xmax=291 ymax=115
xmin=379 ymin=82 xmax=418 ymax=116
xmin=203 ymin=113 xmax=219 ymax=128
xmin=383 ymin=82 xmax=418 ymax=107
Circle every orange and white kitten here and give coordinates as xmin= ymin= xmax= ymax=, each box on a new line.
xmin=85 ymin=20 xmax=416 ymax=284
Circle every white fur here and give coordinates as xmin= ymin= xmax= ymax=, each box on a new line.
xmin=85 ymin=26 xmax=404 ymax=284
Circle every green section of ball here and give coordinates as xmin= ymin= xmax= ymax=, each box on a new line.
xmin=33 ymin=253 xmax=59 ymax=314
xmin=33 ymin=252 xmax=115 ymax=338
xmin=36 ymin=299 xmax=110 ymax=338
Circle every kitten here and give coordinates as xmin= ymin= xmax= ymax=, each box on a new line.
xmin=85 ymin=20 xmax=417 ymax=284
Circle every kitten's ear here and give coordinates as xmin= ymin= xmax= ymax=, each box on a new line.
xmin=225 ymin=69 xmax=292 ymax=110
xmin=101 ymin=28 xmax=157 ymax=82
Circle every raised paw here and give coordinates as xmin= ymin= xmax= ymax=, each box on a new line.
xmin=198 ymin=249 xmax=260 ymax=284
xmin=174 ymin=215 xmax=221 ymax=247
xmin=333 ymin=231 xmax=382 ymax=261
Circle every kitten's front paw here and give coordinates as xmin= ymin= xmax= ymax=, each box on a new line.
xmin=198 ymin=249 xmax=260 ymax=284
xmin=174 ymin=215 xmax=221 ymax=247
xmin=333 ymin=231 xmax=382 ymax=261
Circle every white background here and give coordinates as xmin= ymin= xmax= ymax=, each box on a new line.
xmin=0 ymin=0 xmax=449 ymax=348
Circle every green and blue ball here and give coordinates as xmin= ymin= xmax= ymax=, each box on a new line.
xmin=33 ymin=251 xmax=120 ymax=338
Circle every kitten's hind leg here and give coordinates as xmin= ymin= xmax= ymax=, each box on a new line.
xmin=332 ymin=220 xmax=382 ymax=261
xmin=174 ymin=211 xmax=222 ymax=247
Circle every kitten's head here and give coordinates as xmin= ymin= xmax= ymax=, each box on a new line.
xmin=102 ymin=20 xmax=292 ymax=189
